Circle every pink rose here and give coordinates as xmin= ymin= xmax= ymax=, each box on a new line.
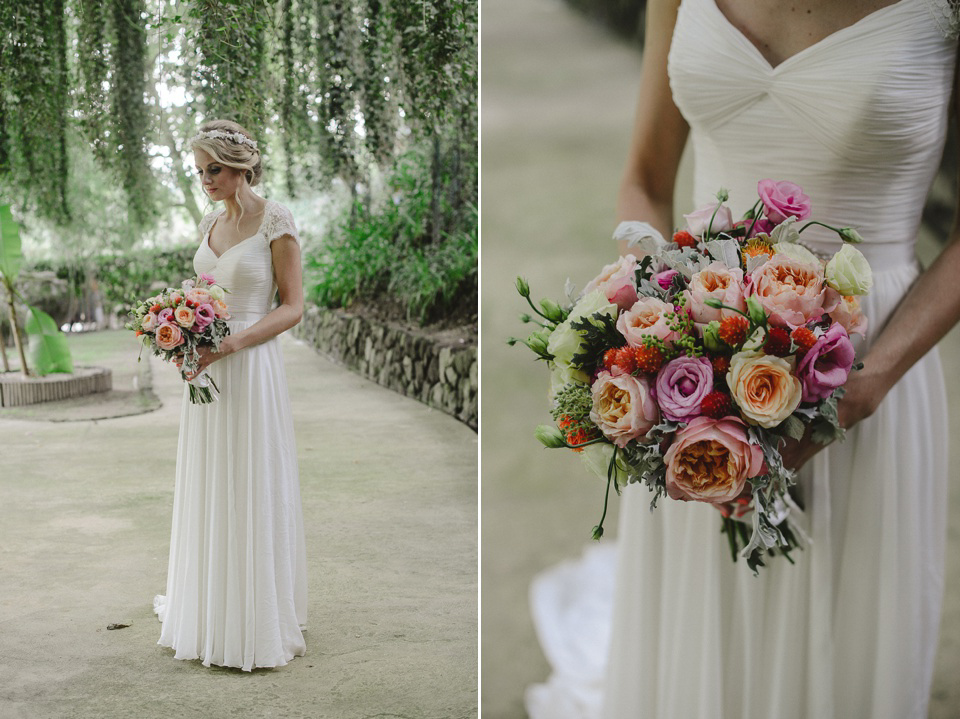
xmin=749 ymin=255 xmax=837 ymax=329
xmin=589 ymin=369 xmax=659 ymax=448
xmin=186 ymin=287 xmax=212 ymax=306
xmin=683 ymin=201 xmax=733 ymax=238
xmin=683 ymin=261 xmax=746 ymax=328
xmin=155 ymin=322 xmax=185 ymax=350
xmin=796 ymin=323 xmax=856 ymax=403
xmin=194 ymin=303 xmax=215 ymax=330
xmin=664 ymin=416 xmax=765 ymax=504
xmin=198 ymin=272 xmax=216 ymax=285
xmin=654 ymin=356 xmax=714 ymax=422
xmin=757 ymin=179 xmax=812 ymax=224
xmin=141 ymin=312 xmax=158 ymax=332
xmin=829 ymin=295 xmax=868 ymax=338
xmin=157 ymin=307 xmax=174 ymax=324
xmin=616 ymin=296 xmax=679 ymax=347
xmin=654 ymin=269 xmax=679 ymax=290
xmin=583 ymin=254 xmax=639 ymax=310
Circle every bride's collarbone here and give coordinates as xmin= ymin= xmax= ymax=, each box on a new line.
xmin=209 ymin=205 xmax=268 ymax=254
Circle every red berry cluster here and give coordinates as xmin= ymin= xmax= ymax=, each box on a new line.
xmin=717 ymin=315 xmax=749 ymax=346
xmin=700 ymin=391 xmax=733 ymax=419
xmin=791 ymin=327 xmax=817 ymax=354
xmin=763 ymin=327 xmax=791 ymax=357
xmin=672 ymin=231 xmax=697 ymax=249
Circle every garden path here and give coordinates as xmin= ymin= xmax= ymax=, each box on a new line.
xmin=0 ymin=330 xmax=477 ymax=719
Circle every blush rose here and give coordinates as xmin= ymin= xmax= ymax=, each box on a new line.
xmin=155 ymin=322 xmax=185 ymax=350
xmin=683 ymin=261 xmax=747 ymax=328
xmin=749 ymin=254 xmax=838 ymax=329
xmin=616 ymin=296 xmax=679 ymax=347
xmin=583 ymin=254 xmax=639 ymax=310
xmin=589 ymin=369 xmax=659 ymax=448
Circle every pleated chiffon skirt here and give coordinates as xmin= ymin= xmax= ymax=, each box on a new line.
xmin=156 ymin=319 xmax=308 ymax=671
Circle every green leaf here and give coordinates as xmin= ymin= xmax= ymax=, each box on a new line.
xmin=24 ymin=306 xmax=73 ymax=375
xmin=779 ymin=415 xmax=806 ymax=441
xmin=0 ymin=204 xmax=23 ymax=280
xmin=28 ymin=332 xmax=73 ymax=375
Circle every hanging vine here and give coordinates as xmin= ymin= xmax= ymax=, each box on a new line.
xmin=0 ymin=1 xmax=71 ymax=223
xmin=76 ymin=0 xmax=112 ymax=164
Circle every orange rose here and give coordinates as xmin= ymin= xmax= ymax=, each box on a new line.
xmin=727 ymin=350 xmax=802 ymax=428
xmin=749 ymin=255 xmax=836 ymax=329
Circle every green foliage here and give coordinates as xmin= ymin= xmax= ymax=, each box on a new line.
xmin=24 ymin=306 xmax=74 ymax=375
xmin=306 ymin=149 xmax=476 ymax=325
xmin=0 ymin=205 xmax=23 ymax=281
xmin=29 ymin=245 xmax=197 ymax=317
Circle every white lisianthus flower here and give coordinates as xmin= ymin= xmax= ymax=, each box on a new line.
xmin=547 ymin=290 xmax=618 ymax=367
xmin=549 ymin=362 xmax=590 ymax=397
xmin=825 ymin=244 xmax=873 ymax=296
xmin=579 ymin=442 xmax=630 ymax=488
xmin=208 ymin=285 xmax=226 ymax=301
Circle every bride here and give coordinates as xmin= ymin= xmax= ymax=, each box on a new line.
xmin=528 ymin=0 xmax=958 ymax=716
xmin=153 ymin=119 xmax=308 ymax=670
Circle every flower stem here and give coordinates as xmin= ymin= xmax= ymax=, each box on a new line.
xmin=592 ymin=446 xmax=618 ymax=540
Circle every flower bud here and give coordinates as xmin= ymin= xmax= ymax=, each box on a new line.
xmin=535 ymin=424 xmax=568 ymax=449
xmin=515 ymin=277 xmax=531 ymax=298
xmin=838 ymin=227 xmax=863 ymax=244
xmin=702 ymin=320 xmax=725 ymax=353
xmin=745 ymin=295 xmax=767 ymax=326
xmin=527 ymin=330 xmax=550 ymax=355
xmin=539 ymin=298 xmax=565 ymax=323
xmin=704 ymin=298 xmax=724 ymax=310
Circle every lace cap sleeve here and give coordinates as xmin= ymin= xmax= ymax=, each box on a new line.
xmin=198 ymin=210 xmax=219 ymax=240
xmin=263 ymin=202 xmax=300 ymax=245
xmin=924 ymin=0 xmax=960 ymax=39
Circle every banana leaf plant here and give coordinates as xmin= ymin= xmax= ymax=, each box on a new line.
xmin=0 ymin=205 xmax=73 ymax=377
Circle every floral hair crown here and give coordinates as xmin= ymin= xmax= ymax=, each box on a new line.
xmin=189 ymin=129 xmax=259 ymax=151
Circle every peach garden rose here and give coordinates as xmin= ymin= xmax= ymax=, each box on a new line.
xmin=174 ymin=305 xmax=196 ymax=328
xmin=589 ymin=369 xmax=659 ymax=448
xmin=155 ymin=322 xmax=185 ymax=350
xmin=749 ymin=254 xmax=838 ymax=329
xmin=663 ymin=416 xmax=765 ymax=504
xmin=683 ymin=261 xmax=747 ymax=328
xmin=616 ymin=296 xmax=679 ymax=347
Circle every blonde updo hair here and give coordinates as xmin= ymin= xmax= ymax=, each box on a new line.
xmin=190 ymin=119 xmax=262 ymax=187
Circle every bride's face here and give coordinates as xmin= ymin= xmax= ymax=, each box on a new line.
xmin=194 ymin=148 xmax=245 ymax=202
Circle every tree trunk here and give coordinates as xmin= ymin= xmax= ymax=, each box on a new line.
xmin=2 ymin=279 xmax=29 ymax=377
xmin=0 ymin=315 xmax=10 ymax=372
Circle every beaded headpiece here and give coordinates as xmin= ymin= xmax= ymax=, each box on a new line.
xmin=189 ymin=129 xmax=259 ymax=151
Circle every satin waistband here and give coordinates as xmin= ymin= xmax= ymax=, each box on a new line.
xmin=227 ymin=312 xmax=267 ymax=323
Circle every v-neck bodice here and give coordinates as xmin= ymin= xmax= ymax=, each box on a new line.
xmin=668 ymin=0 xmax=955 ymax=269
xmin=193 ymin=199 xmax=300 ymax=320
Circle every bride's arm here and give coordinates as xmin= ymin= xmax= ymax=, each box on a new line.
xmin=616 ymin=0 xmax=689 ymax=252
xmin=782 ymin=59 xmax=960 ymax=469
xmin=185 ymin=235 xmax=303 ymax=378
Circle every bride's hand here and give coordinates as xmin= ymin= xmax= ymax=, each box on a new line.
xmin=183 ymin=338 xmax=236 ymax=380
xmin=779 ymin=368 xmax=883 ymax=471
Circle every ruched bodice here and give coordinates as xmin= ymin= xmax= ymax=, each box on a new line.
xmin=669 ymin=0 xmax=955 ymax=267
xmin=194 ymin=199 xmax=299 ymax=320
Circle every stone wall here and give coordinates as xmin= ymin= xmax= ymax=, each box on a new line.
xmin=294 ymin=305 xmax=477 ymax=430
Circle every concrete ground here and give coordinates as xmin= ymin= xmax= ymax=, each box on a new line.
xmin=480 ymin=0 xmax=960 ymax=717
xmin=0 ymin=330 xmax=477 ymax=719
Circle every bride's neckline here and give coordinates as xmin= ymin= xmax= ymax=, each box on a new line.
xmin=706 ymin=0 xmax=910 ymax=71
xmin=205 ymin=200 xmax=272 ymax=259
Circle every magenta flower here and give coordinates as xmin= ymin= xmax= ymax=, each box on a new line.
xmin=194 ymin=303 xmax=216 ymax=330
xmin=654 ymin=356 xmax=714 ymax=422
xmin=654 ymin=269 xmax=679 ymax=290
xmin=757 ymin=179 xmax=812 ymax=224
xmin=796 ymin=323 xmax=856 ymax=403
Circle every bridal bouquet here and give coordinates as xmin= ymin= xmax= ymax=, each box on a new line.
xmin=127 ymin=273 xmax=231 ymax=404
xmin=512 ymin=179 xmax=873 ymax=572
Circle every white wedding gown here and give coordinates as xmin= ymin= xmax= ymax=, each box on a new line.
xmin=154 ymin=199 xmax=308 ymax=671
xmin=527 ymin=0 xmax=955 ymax=717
